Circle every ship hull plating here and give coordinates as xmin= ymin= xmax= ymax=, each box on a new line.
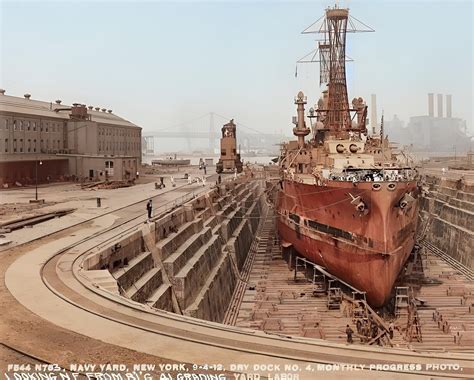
xmin=277 ymin=180 xmax=419 ymax=306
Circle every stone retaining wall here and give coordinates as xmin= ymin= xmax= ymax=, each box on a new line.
xmin=421 ymin=176 xmax=474 ymax=268
xmin=82 ymin=179 xmax=264 ymax=322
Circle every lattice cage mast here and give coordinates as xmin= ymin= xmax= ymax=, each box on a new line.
xmin=297 ymin=5 xmax=374 ymax=132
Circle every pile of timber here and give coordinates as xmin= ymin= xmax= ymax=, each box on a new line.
xmin=0 ymin=208 xmax=75 ymax=233
xmin=81 ymin=181 xmax=134 ymax=190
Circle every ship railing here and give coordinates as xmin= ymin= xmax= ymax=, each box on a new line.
xmin=327 ymin=168 xmax=418 ymax=183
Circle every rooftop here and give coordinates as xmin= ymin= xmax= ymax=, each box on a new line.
xmin=0 ymin=92 xmax=140 ymax=129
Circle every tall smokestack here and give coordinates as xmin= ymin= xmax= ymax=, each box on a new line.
xmin=428 ymin=93 xmax=434 ymax=117
xmin=437 ymin=94 xmax=443 ymax=118
xmin=370 ymin=94 xmax=377 ymax=135
xmin=446 ymin=94 xmax=452 ymax=118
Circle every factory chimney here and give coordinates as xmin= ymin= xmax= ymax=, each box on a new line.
xmin=428 ymin=93 xmax=434 ymax=117
xmin=446 ymin=94 xmax=452 ymax=118
xmin=437 ymin=94 xmax=443 ymax=118
xmin=370 ymin=94 xmax=377 ymax=135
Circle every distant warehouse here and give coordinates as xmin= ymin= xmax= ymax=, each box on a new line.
xmin=0 ymin=89 xmax=141 ymax=186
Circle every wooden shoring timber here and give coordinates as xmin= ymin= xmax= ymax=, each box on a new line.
xmin=342 ymin=294 xmax=393 ymax=347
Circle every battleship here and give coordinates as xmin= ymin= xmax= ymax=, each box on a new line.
xmin=276 ymin=5 xmax=421 ymax=307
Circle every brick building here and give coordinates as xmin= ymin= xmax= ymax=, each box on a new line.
xmin=0 ymin=90 xmax=142 ymax=186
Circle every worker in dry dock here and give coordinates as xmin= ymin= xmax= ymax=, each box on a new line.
xmin=345 ymin=325 xmax=354 ymax=344
xmin=356 ymin=320 xmax=362 ymax=335
xmin=146 ymin=199 xmax=153 ymax=219
xmin=371 ymin=322 xmax=380 ymax=345
xmin=389 ymin=321 xmax=394 ymax=339
xmin=361 ymin=321 xmax=370 ymax=343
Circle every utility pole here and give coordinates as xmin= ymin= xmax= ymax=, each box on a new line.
xmin=35 ymin=159 xmax=42 ymax=201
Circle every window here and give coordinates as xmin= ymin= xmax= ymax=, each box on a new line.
xmin=20 ymin=120 xmax=23 ymax=130
xmin=105 ymin=161 xmax=114 ymax=169
xmin=46 ymin=123 xmax=48 ymax=132
xmin=33 ymin=121 xmax=36 ymax=131
xmin=33 ymin=139 xmax=36 ymax=152
xmin=13 ymin=138 xmax=17 ymax=152
xmin=19 ymin=139 xmax=23 ymax=152
xmin=5 ymin=139 xmax=8 ymax=152
xmin=28 ymin=139 xmax=31 ymax=152
xmin=13 ymin=120 xmax=17 ymax=130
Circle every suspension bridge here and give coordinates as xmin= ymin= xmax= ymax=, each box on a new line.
xmin=142 ymin=112 xmax=287 ymax=154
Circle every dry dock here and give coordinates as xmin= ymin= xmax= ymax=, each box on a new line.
xmin=1 ymin=170 xmax=473 ymax=379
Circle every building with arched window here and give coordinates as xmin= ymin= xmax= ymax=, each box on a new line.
xmin=0 ymin=91 xmax=142 ymax=185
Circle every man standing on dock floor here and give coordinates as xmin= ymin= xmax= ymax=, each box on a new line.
xmin=147 ymin=199 xmax=153 ymax=219
xmin=346 ymin=325 xmax=354 ymax=344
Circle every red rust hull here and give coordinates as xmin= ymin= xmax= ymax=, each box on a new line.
xmin=277 ymin=180 xmax=419 ymax=306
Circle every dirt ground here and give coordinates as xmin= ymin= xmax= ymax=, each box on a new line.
xmin=0 ymin=227 xmax=233 ymax=377
xmin=0 ymin=166 xmax=207 ymax=221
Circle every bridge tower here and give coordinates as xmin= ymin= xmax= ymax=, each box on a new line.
xmin=209 ymin=112 xmax=215 ymax=153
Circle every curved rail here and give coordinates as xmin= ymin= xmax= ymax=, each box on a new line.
xmin=5 ymin=175 xmax=220 ymax=252
xmin=5 ymin=180 xmax=473 ymax=379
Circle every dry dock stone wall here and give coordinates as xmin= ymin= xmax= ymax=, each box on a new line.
xmin=83 ymin=180 xmax=263 ymax=323
xmin=421 ymin=176 xmax=474 ymax=269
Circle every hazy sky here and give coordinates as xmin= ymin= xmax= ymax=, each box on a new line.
xmin=1 ymin=0 xmax=472 ymax=140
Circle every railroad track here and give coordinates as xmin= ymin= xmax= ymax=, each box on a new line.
xmin=3 ymin=174 xmax=221 ymax=252
xmin=1 ymin=179 xmax=222 ymax=375
xmin=223 ymin=203 xmax=272 ymax=325
xmin=419 ymin=239 xmax=474 ymax=281
xmin=5 ymin=180 xmax=474 ymax=379
xmin=0 ymin=342 xmax=87 ymax=377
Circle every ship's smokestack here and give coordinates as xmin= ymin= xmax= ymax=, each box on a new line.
xmin=370 ymin=94 xmax=377 ymax=135
xmin=446 ymin=94 xmax=452 ymax=118
xmin=437 ymin=94 xmax=443 ymax=118
xmin=428 ymin=93 xmax=434 ymax=117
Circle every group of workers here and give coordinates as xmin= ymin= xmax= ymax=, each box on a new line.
xmin=345 ymin=319 xmax=395 ymax=345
